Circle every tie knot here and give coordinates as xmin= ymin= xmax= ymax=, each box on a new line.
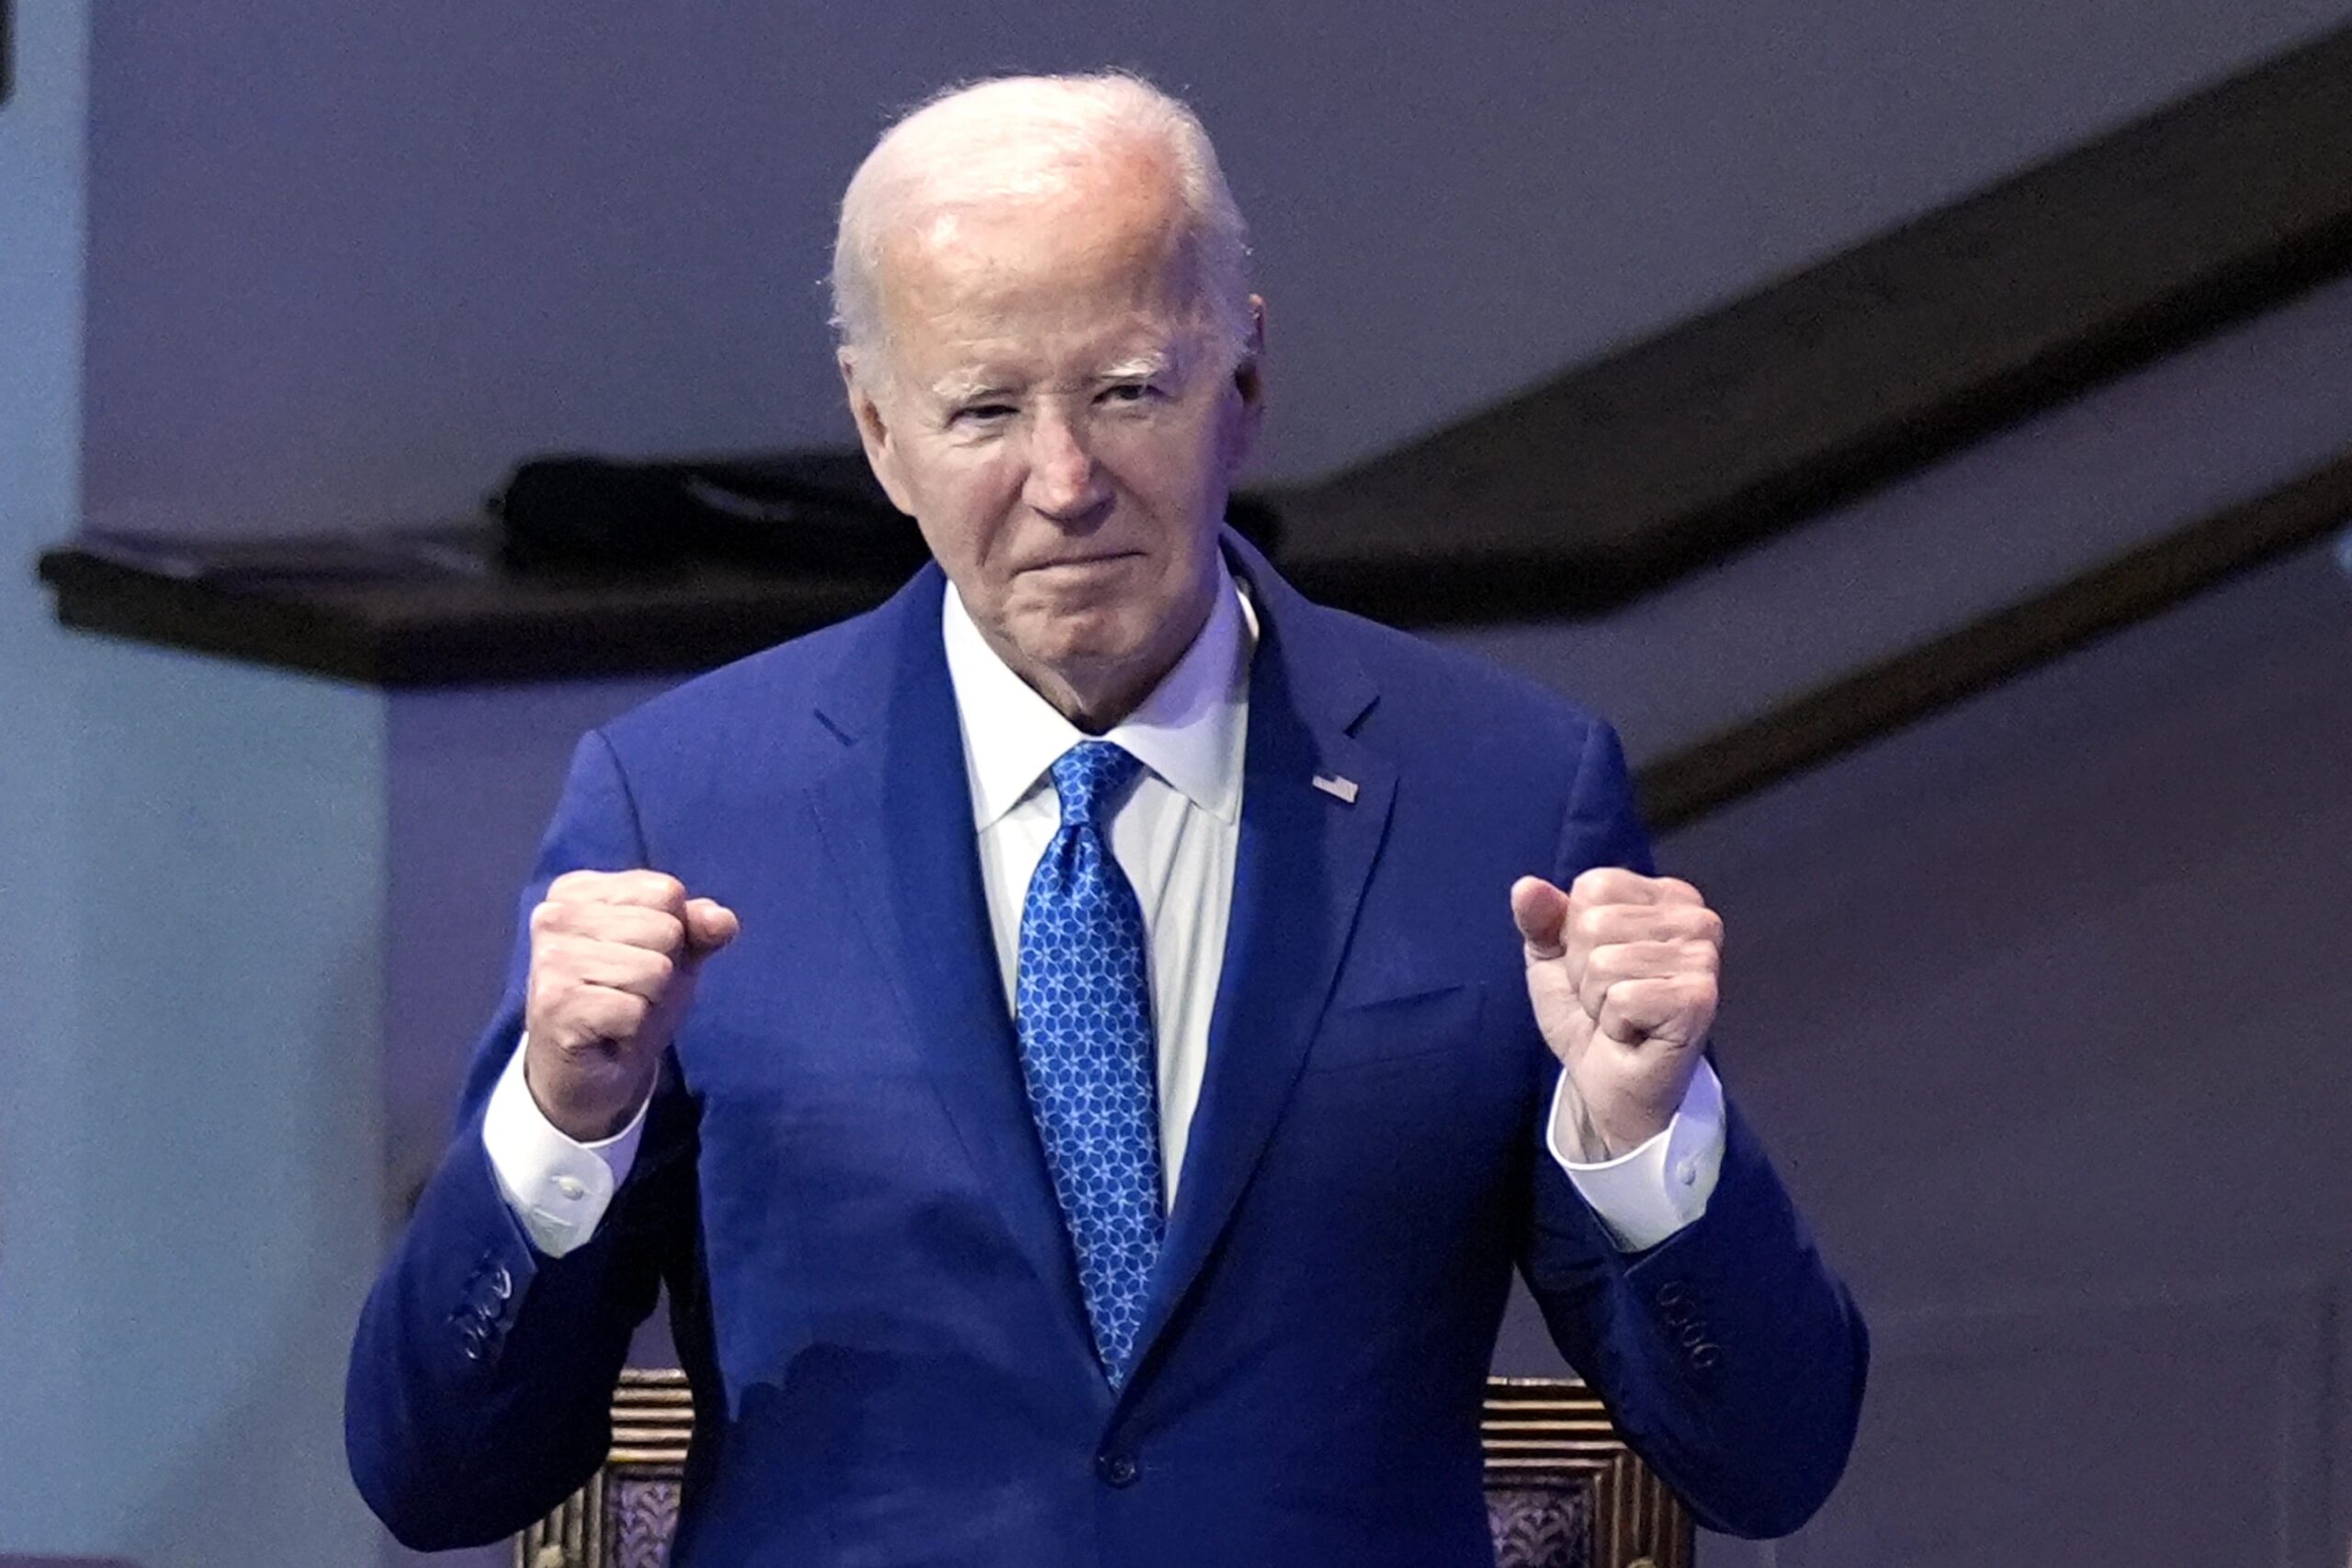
xmin=1048 ymin=740 xmax=1142 ymax=829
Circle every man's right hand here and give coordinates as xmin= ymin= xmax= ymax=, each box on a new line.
xmin=524 ymin=870 xmax=740 ymax=1142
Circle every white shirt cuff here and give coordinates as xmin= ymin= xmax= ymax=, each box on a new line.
xmin=1546 ymin=1057 xmax=1725 ymax=1252
xmin=481 ymin=1033 xmax=649 ymax=1258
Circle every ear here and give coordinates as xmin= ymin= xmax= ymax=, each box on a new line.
xmin=840 ymin=350 xmax=920 ymax=517
xmin=1220 ymin=296 xmax=1269 ymax=474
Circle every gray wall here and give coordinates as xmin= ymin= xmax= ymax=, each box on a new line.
xmin=5 ymin=638 xmax=393 ymax=1568
xmin=52 ymin=648 xmax=390 ymax=1567
xmin=5 ymin=17 xmax=389 ymax=1562
xmin=80 ymin=0 xmax=2352 ymax=533
xmin=0 ymin=0 xmax=96 ymax=1543
xmin=1496 ymin=536 xmax=2352 ymax=1564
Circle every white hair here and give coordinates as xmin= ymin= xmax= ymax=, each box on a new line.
xmin=830 ymin=71 xmax=1253 ymax=370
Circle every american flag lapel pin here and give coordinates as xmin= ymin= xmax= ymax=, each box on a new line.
xmin=1311 ymin=772 xmax=1360 ymax=804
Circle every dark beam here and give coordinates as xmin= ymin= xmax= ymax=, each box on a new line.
xmin=1273 ymin=22 xmax=2352 ymax=623
xmin=1636 ymin=449 xmax=2352 ymax=830
xmin=35 ymin=536 xmax=894 ymax=687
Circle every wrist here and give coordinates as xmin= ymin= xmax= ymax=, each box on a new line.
xmin=1570 ymin=1076 xmax=1679 ymax=1158
xmin=525 ymin=1050 xmax=653 ymax=1144
xmin=1589 ymin=1102 xmax=1673 ymax=1157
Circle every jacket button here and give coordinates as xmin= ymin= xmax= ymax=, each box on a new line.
xmin=1095 ymin=1451 xmax=1139 ymax=1487
xmin=1690 ymin=1342 xmax=1723 ymax=1371
xmin=1655 ymin=1281 xmax=1689 ymax=1312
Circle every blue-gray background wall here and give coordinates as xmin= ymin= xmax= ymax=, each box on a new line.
xmin=0 ymin=0 xmax=95 ymax=1538
xmin=5 ymin=7 xmax=394 ymax=1557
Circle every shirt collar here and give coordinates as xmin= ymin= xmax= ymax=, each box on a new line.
xmin=942 ymin=558 xmax=1255 ymax=830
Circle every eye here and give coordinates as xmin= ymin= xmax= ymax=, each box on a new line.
xmin=949 ymin=402 xmax=1015 ymax=426
xmin=1099 ymin=382 xmax=1161 ymax=407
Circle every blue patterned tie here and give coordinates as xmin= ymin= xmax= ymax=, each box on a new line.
xmin=1014 ymin=740 xmax=1165 ymax=1389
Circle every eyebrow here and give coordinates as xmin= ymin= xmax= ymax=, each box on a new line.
xmin=1097 ymin=352 xmax=1175 ymax=383
xmin=926 ymin=348 xmax=1183 ymax=407
xmin=928 ymin=372 xmax=1012 ymax=406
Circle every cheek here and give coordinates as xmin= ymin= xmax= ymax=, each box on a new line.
xmin=1105 ymin=419 xmax=1228 ymax=513
xmin=906 ymin=455 xmax=1021 ymax=573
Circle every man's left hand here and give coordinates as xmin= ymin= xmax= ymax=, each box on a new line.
xmin=1510 ymin=868 xmax=1722 ymax=1157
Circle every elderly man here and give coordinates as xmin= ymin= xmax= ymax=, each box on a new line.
xmin=347 ymin=73 xmax=1864 ymax=1564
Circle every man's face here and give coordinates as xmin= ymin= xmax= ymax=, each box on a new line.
xmin=842 ymin=154 xmax=1262 ymax=722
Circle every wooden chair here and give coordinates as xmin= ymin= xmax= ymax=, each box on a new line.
xmin=517 ymin=1370 xmax=1690 ymax=1568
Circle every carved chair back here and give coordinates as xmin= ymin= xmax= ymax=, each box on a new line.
xmin=517 ymin=1370 xmax=1690 ymax=1568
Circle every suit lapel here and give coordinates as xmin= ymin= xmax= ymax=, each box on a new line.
xmin=1125 ymin=537 xmax=1395 ymax=1388
xmin=802 ymin=569 xmax=1101 ymax=1376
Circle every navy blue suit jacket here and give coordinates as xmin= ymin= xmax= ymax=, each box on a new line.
xmin=347 ymin=535 xmax=1865 ymax=1563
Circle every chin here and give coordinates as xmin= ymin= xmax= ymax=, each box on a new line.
xmin=991 ymin=566 xmax=1206 ymax=689
xmin=1012 ymin=615 xmax=1152 ymax=677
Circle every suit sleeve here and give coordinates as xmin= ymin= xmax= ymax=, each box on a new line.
xmin=1513 ymin=718 xmax=1869 ymax=1540
xmin=345 ymin=730 xmax=693 ymax=1551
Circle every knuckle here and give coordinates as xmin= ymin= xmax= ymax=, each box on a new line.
xmin=1568 ymin=866 xmax=1619 ymax=902
xmin=582 ymin=908 xmax=634 ymax=943
xmin=1608 ymin=974 xmax=1653 ymax=1006
xmin=527 ymin=971 xmax=570 ymax=1019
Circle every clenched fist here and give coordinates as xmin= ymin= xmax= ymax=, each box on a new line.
xmin=1510 ymin=867 xmax=1722 ymax=1158
xmin=524 ymin=869 xmax=740 ymax=1142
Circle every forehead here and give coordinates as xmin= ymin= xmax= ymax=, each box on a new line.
xmin=873 ymin=153 xmax=1204 ymax=380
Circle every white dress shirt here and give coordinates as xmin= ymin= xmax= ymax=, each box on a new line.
xmin=484 ymin=559 xmax=1724 ymax=1257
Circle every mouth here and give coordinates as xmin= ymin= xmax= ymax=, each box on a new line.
xmin=1023 ymin=550 xmax=1143 ymax=575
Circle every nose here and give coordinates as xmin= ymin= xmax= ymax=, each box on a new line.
xmin=1022 ymin=408 xmax=1110 ymax=523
